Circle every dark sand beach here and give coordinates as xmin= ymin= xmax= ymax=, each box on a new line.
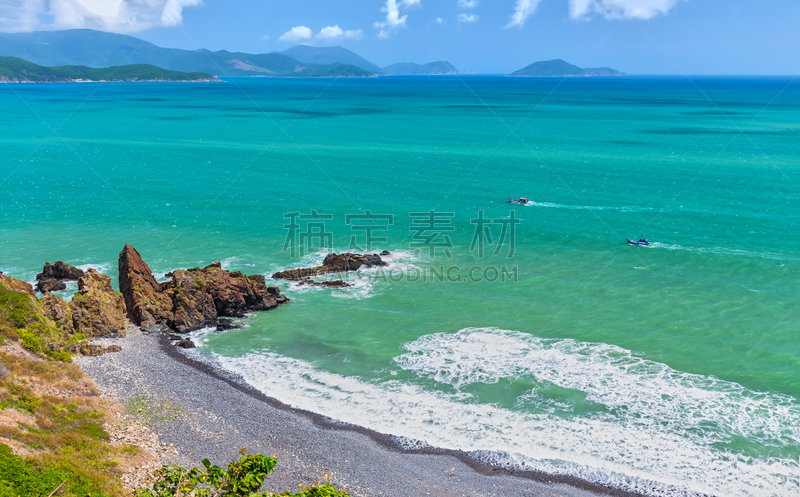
xmin=77 ymin=328 xmax=647 ymax=497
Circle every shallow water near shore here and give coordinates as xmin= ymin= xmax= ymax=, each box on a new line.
xmin=2 ymin=76 xmax=800 ymax=496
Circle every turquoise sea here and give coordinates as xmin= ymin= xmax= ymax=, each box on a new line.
xmin=1 ymin=76 xmax=799 ymax=496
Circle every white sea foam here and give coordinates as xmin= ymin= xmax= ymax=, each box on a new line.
xmin=76 ymin=262 xmax=112 ymax=274
xmin=208 ymin=327 xmax=800 ymax=497
xmin=220 ymin=256 xmax=255 ymax=270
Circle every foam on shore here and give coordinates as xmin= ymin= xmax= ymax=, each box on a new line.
xmin=189 ymin=327 xmax=800 ymax=497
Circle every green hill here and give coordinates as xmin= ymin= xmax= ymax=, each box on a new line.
xmin=0 ymin=29 xmax=372 ymax=77
xmin=0 ymin=56 xmax=218 ymax=82
xmin=509 ymin=59 xmax=625 ymax=77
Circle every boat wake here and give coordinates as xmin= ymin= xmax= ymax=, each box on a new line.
xmin=529 ymin=201 xmax=660 ymax=213
xmin=647 ymin=242 xmax=798 ymax=262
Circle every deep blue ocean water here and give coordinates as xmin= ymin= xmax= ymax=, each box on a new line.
xmin=1 ymin=76 xmax=799 ymax=496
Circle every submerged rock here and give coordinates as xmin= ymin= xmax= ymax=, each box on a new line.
xmin=216 ymin=318 xmax=242 ymax=331
xmin=119 ymin=245 xmax=291 ymax=334
xmin=271 ymin=252 xmax=388 ymax=281
xmin=71 ymin=270 xmax=127 ymax=338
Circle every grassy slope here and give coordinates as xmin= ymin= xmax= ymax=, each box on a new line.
xmin=0 ymin=56 xmax=216 ymax=82
xmin=0 ymin=351 xmax=134 ymax=497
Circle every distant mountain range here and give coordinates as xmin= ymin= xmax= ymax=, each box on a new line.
xmin=509 ymin=59 xmax=625 ymax=77
xmin=0 ymin=56 xmax=217 ymax=82
xmin=382 ymin=61 xmax=459 ymax=75
xmin=0 ymin=30 xmax=370 ymax=77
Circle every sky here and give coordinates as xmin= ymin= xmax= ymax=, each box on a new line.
xmin=0 ymin=0 xmax=799 ymax=74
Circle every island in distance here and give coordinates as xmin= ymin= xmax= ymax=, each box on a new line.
xmin=0 ymin=56 xmax=220 ymax=83
xmin=382 ymin=61 xmax=459 ymax=75
xmin=509 ymin=59 xmax=625 ymax=77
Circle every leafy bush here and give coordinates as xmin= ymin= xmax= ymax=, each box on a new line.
xmin=135 ymin=450 xmax=349 ymax=497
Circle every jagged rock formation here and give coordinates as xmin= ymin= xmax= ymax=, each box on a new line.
xmin=119 ymin=244 xmax=290 ymax=333
xmin=71 ymin=270 xmax=127 ymax=338
xmin=271 ymin=252 xmax=388 ymax=281
xmin=118 ymin=244 xmax=174 ymax=330
xmin=35 ymin=261 xmax=85 ymax=293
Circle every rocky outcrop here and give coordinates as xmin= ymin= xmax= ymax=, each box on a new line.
xmin=118 ymin=244 xmax=174 ymax=332
xmin=35 ymin=261 xmax=84 ymax=293
xmin=41 ymin=294 xmax=74 ymax=334
xmin=1 ymin=269 xmax=123 ymax=357
xmin=119 ymin=245 xmax=291 ymax=334
xmin=37 ymin=261 xmax=84 ymax=281
xmin=71 ymin=270 xmax=127 ymax=338
xmin=0 ymin=271 xmax=35 ymax=297
xmin=271 ymin=252 xmax=389 ymax=281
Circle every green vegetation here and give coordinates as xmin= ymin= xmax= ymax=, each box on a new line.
xmin=0 ymin=283 xmax=73 ymax=361
xmin=124 ymin=395 xmax=185 ymax=425
xmin=0 ymin=56 xmax=218 ymax=83
xmin=135 ymin=450 xmax=349 ymax=497
xmin=0 ymin=352 xmax=130 ymax=497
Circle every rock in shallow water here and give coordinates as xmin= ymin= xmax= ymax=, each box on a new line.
xmin=37 ymin=261 xmax=84 ymax=281
xmin=35 ymin=261 xmax=85 ymax=293
xmin=271 ymin=252 xmax=388 ymax=281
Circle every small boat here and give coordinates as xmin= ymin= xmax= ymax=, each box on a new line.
xmin=509 ymin=197 xmax=529 ymax=205
xmin=627 ymin=238 xmax=650 ymax=246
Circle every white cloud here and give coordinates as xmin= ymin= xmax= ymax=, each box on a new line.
xmin=0 ymin=0 xmax=202 ymax=34
xmin=569 ymin=0 xmax=682 ymax=20
xmin=457 ymin=13 xmax=478 ymax=23
xmin=457 ymin=0 xmax=478 ymax=8
xmin=279 ymin=25 xmax=313 ymax=42
xmin=316 ymin=25 xmax=363 ymax=41
xmin=434 ymin=17 xmax=444 ymax=24
xmin=374 ymin=0 xmax=421 ymax=38
xmin=505 ymin=0 xmax=543 ymax=28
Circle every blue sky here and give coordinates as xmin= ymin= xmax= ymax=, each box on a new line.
xmin=1 ymin=1 xmax=799 ymax=74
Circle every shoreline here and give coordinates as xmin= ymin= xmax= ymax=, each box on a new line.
xmin=79 ymin=326 xmax=663 ymax=497
xmin=163 ymin=336 xmax=651 ymax=497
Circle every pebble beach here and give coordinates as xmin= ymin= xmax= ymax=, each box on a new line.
xmin=76 ymin=327 xmax=633 ymax=497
